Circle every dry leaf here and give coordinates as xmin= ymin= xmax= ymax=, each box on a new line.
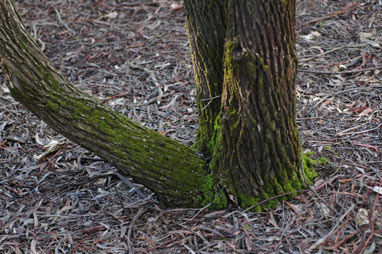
xmin=373 ymin=186 xmax=382 ymax=194
xmin=105 ymin=11 xmax=118 ymax=19
xmin=355 ymin=208 xmax=369 ymax=226
xmin=358 ymin=107 xmax=372 ymax=117
xmin=34 ymin=133 xmax=45 ymax=145
xmin=359 ymin=32 xmax=374 ymax=39
xmin=30 ymin=239 xmax=37 ymax=254
xmin=317 ymin=202 xmax=330 ymax=218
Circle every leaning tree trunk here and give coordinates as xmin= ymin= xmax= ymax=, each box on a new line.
xmin=185 ymin=0 xmax=311 ymax=210
xmin=1 ymin=0 xmax=314 ymax=210
xmin=0 ymin=0 xmax=217 ymax=208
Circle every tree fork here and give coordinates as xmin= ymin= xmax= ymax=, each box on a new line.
xmin=0 ymin=0 xmax=217 ymax=208
xmin=0 ymin=0 xmax=316 ymax=211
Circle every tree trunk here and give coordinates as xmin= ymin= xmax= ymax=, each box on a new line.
xmin=185 ymin=0 xmax=311 ymax=210
xmin=0 ymin=0 xmax=315 ymax=210
xmin=0 ymin=0 xmax=216 ymax=208
xmin=183 ymin=1 xmax=227 ymax=157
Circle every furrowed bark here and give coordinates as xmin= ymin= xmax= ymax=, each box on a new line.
xmin=184 ymin=0 xmax=227 ymax=156
xmin=1 ymin=0 xmax=315 ymax=211
xmin=0 ymin=0 xmax=212 ymax=208
xmin=184 ymin=0 xmax=314 ymax=210
xmin=218 ymin=0 xmax=305 ymax=209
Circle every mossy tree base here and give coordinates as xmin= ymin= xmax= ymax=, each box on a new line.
xmin=0 ymin=0 xmax=316 ymax=211
xmin=185 ymin=0 xmax=314 ymax=210
xmin=0 ymin=0 xmax=215 ymax=208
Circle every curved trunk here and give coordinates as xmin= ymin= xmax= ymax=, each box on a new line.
xmin=0 ymin=0 xmax=213 ymax=208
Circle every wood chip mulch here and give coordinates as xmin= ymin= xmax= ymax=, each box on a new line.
xmin=1 ymin=0 xmax=381 ymax=253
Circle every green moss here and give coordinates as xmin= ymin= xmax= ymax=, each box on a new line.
xmin=302 ymin=152 xmax=319 ymax=185
xmin=45 ymin=85 xmax=211 ymax=205
xmin=230 ymin=150 xmax=320 ymax=212
xmin=200 ymin=173 xmax=215 ymax=202
xmin=243 ymin=194 xmax=279 ymax=211
xmin=279 ymin=178 xmax=294 ymax=197
xmin=238 ymin=51 xmax=269 ymax=77
xmin=224 ymin=39 xmax=240 ymax=64
xmin=198 ymin=114 xmax=229 ymax=210
xmin=237 ymin=192 xmax=258 ymax=209
xmin=318 ymin=157 xmax=329 ymax=164
xmin=323 ymin=145 xmax=332 ymax=151
xmin=46 ymin=100 xmax=59 ymax=111
xmin=226 ymin=179 xmax=281 ymax=211
xmin=243 ymin=224 xmax=251 ymax=231
xmin=206 ymin=114 xmax=223 ymax=171
xmin=18 ymin=39 xmax=28 ymax=51
xmin=45 ymin=71 xmax=62 ymax=90
xmin=290 ymin=170 xmax=303 ymax=192
xmin=262 ymin=199 xmax=280 ymax=209
xmin=199 ymin=173 xmax=227 ymax=209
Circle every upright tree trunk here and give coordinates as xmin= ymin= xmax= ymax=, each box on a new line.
xmin=183 ymin=1 xmax=227 ymax=157
xmin=185 ymin=0 xmax=310 ymax=209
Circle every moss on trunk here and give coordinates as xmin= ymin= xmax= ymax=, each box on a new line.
xmin=184 ymin=0 xmax=227 ymax=156
xmin=1 ymin=0 xmax=316 ymax=211
xmin=186 ymin=0 xmax=316 ymax=210
xmin=0 ymin=0 xmax=220 ymax=208
xmin=216 ymin=0 xmax=312 ymax=209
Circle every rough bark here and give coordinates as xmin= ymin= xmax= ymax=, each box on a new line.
xmin=0 ymin=0 xmax=214 ymax=208
xmin=219 ymin=0 xmax=304 ymax=209
xmin=185 ymin=0 xmax=312 ymax=210
xmin=1 ymin=0 xmax=315 ymax=210
xmin=184 ymin=0 xmax=227 ymax=156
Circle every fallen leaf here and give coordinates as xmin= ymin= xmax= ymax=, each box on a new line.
xmin=373 ymin=186 xmax=382 ymax=194
xmin=34 ymin=133 xmax=45 ymax=145
xmin=358 ymin=107 xmax=372 ymax=117
xmin=355 ymin=208 xmax=369 ymax=226
xmin=104 ymin=11 xmax=118 ymax=19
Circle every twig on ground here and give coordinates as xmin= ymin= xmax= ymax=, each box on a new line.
xmin=307 ymin=204 xmax=355 ymax=252
xmin=299 ymin=66 xmax=382 ymax=74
